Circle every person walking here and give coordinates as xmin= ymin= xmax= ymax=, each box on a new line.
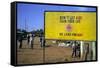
xmin=76 ymin=43 xmax=80 ymax=58
xmin=40 ymin=34 xmax=43 ymax=47
xmin=27 ymin=34 xmax=30 ymax=45
xmin=19 ymin=35 xmax=23 ymax=48
xmin=72 ymin=41 xmax=77 ymax=58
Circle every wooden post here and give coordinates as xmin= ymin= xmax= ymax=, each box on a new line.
xmin=92 ymin=42 xmax=96 ymax=60
xmin=80 ymin=41 xmax=83 ymax=59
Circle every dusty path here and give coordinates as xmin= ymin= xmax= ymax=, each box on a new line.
xmin=17 ymin=37 xmax=83 ymax=65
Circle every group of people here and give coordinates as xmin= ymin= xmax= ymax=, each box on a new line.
xmin=18 ymin=33 xmax=44 ymax=49
xmin=72 ymin=41 xmax=80 ymax=58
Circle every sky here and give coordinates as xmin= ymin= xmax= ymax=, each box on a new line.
xmin=17 ymin=3 xmax=96 ymax=32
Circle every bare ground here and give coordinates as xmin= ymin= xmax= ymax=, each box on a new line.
xmin=17 ymin=37 xmax=83 ymax=65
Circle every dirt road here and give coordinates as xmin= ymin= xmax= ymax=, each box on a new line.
xmin=17 ymin=37 xmax=83 ymax=65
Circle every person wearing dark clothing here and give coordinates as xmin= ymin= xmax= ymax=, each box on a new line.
xmin=40 ymin=34 xmax=43 ymax=47
xmin=19 ymin=35 xmax=23 ymax=48
xmin=76 ymin=43 xmax=80 ymax=57
xmin=27 ymin=35 xmax=30 ymax=45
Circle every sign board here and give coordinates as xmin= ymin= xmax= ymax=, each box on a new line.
xmin=45 ymin=12 xmax=96 ymax=41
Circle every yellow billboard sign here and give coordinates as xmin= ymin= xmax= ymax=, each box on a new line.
xmin=45 ymin=12 xmax=96 ymax=41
